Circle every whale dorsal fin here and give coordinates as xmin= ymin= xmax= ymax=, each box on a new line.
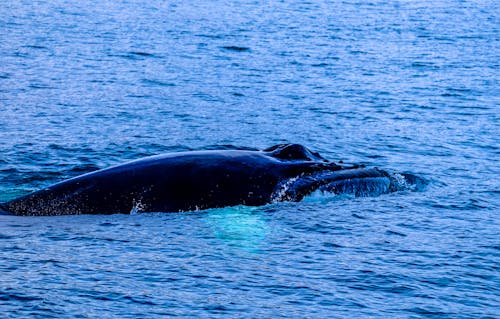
xmin=264 ymin=144 xmax=328 ymax=162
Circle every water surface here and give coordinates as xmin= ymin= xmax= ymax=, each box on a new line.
xmin=0 ymin=0 xmax=498 ymax=318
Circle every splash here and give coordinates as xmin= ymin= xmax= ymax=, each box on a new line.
xmin=270 ymin=176 xmax=300 ymax=202
xmin=130 ymin=200 xmax=146 ymax=215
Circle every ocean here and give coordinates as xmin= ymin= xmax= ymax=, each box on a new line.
xmin=0 ymin=0 xmax=498 ymax=318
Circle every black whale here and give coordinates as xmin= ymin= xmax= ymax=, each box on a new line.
xmin=0 ymin=144 xmax=424 ymax=216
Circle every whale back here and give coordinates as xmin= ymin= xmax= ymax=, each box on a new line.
xmin=2 ymin=150 xmax=299 ymax=215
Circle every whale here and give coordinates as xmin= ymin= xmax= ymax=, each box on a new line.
xmin=0 ymin=144 xmax=425 ymax=216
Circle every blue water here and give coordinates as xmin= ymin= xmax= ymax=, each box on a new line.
xmin=1 ymin=0 xmax=499 ymax=317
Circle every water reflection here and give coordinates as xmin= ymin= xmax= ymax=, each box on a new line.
xmin=204 ymin=206 xmax=269 ymax=252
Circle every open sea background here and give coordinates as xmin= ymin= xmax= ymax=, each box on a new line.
xmin=0 ymin=0 xmax=498 ymax=318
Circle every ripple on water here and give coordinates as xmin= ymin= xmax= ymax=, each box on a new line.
xmin=0 ymin=0 xmax=499 ymax=318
